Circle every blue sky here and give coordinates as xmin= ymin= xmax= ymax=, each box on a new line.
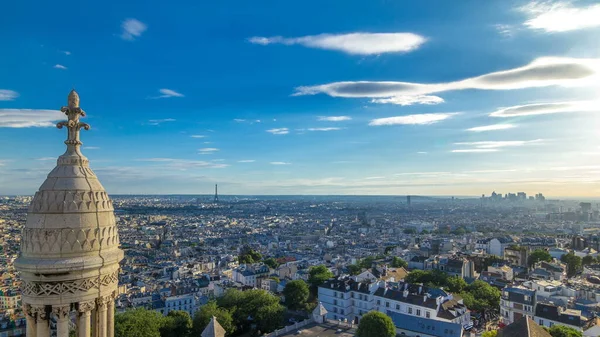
xmin=1 ymin=0 xmax=600 ymax=196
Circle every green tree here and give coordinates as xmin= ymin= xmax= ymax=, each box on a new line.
xmin=390 ymin=257 xmax=408 ymax=269
xmin=482 ymin=331 xmax=498 ymax=337
xmin=359 ymin=256 xmax=376 ymax=269
xmin=582 ymin=255 xmax=594 ymax=266
xmin=307 ymin=265 xmax=334 ymax=289
xmin=528 ymin=249 xmax=552 ymax=268
xmin=445 ymin=276 xmax=467 ymax=293
xmin=384 ymin=246 xmax=397 ymax=255
xmin=283 ymin=280 xmax=309 ymax=310
xmin=263 ymin=257 xmax=279 ymax=269
xmin=403 ymin=228 xmax=417 ymax=234
xmin=545 ymin=325 xmax=583 ymax=337
xmin=160 ymin=310 xmax=192 ymax=337
xmin=238 ymin=246 xmax=262 ymax=264
xmin=460 ymin=280 xmax=501 ymax=312
xmin=115 ymin=308 xmax=166 ymax=337
xmin=356 ymin=311 xmax=395 ymax=337
xmin=561 ymin=253 xmax=582 ymax=277
xmin=217 ymin=289 xmax=284 ymax=333
xmin=347 ymin=264 xmax=362 ymax=275
xmin=192 ymin=301 xmax=235 ymax=336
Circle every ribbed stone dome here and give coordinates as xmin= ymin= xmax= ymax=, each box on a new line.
xmin=15 ymin=90 xmax=123 ymax=310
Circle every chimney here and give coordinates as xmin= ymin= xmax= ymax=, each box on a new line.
xmin=403 ymin=289 xmax=409 ymax=298
xmin=423 ymin=295 xmax=427 ymax=302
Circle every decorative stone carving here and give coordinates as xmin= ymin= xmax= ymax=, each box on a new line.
xmin=29 ymin=190 xmax=114 ymax=213
xmin=52 ymin=305 xmax=71 ymax=319
xmin=21 ymin=225 xmax=120 ymax=254
xmin=96 ymin=296 xmax=109 ymax=309
xmin=22 ymin=271 xmax=119 ymax=296
xmin=31 ymin=305 xmax=49 ymax=320
xmin=23 ymin=303 xmax=35 ymax=318
xmin=78 ymin=301 xmax=96 ymax=313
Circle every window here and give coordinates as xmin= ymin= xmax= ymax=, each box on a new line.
xmin=408 ymin=307 xmax=413 ymax=314
xmin=351 ymin=293 xmax=354 ymax=298
xmin=539 ymin=320 xmax=544 ymax=326
xmin=386 ymin=302 xmax=390 ymax=308
xmin=341 ymin=309 xmax=344 ymax=315
xmin=396 ymin=304 xmax=400 ymax=310
xmin=334 ymin=292 xmax=338 ymax=298
xmin=377 ymin=300 xmax=381 ymax=305
xmin=426 ymin=311 xmax=430 ymax=318
xmin=416 ymin=309 xmax=421 ymax=316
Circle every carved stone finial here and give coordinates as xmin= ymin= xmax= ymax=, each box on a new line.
xmin=52 ymin=305 xmax=71 ymax=319
xmin=57 ymin=89 xmax=90 ymax=153
xmin=68 ymin=89 xmax=80 ymax=108
xmin=78 ymin=301 xmax=95 ymax=313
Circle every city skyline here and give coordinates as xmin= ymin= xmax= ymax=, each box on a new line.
xmin=1 ymin=0 xmax=600 ymax=196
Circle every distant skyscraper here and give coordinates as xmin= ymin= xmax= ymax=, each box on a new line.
xmin=407 ymin=195 xmax=411 ymax=206
xmin=214 ymin=184 xmax=219 ymax=203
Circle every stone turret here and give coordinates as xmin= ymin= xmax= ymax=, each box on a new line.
xmin=15 ymin=90 xmax=124 ymax=337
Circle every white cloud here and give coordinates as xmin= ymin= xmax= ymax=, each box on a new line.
xmin=198 ymin=148 xmax=219 ymax=154
xmin=150 ymin=89 xmax=184 ymax=99
xmin=270 ymin=162 xmax=291 ymax=165
xmin=317 ymin=116 xmax=352 ymax=122
xmin=520 ymin=1 xmax=600 ymax=32
xmin=234 ymin=118 xmax=261 ymax=124
xmin=417 ymin=152 xmax=428 ymax=154
xmin=121 ymin=18 xmax=147 ymax=41
xmin=234 ymin=119 xmax=246 ymax=123
xmin=0 ymin=90 xmax=19 ymax=101
xmin=54 ymin=64 xmax=67 ymax=70
xmin=148 ymin=118 xmax=176 ymax=125
xmin=454 ymin=139 xmax=543 ymax=149
xmin=494 ymin=24 xmax=515 ymax=38
xmin=451 ymin=149 xmax=500 ymax=153
xmin=83 ymin=146 xmax=100 ymax=150
xmin=369 ymin=113 xmax=459 ymax=126
xmin=62 ymin=51 xmax=71 ymax=55
xmin=266 ymin=128 xmax=289 ymax=135
xmin=307 ymin=127 xmax=341 ymax=131
xmin=371 ymin=95 xmax=444 ymax=106
xmin=136 ymin=158 xmax=228 ymax=169
xmin=36 ymin=157 xmax=55 ymax=161
xmin=467 ymin=124 xmax=516 ymax=132
xmin=490 ymin=101 xmax=597 ymax=117
xmin=238 ymin=160 xmax=256 ymax=163
xmin=294 ymin=57 xmax=600 ymax=98
xmin=0 ymin=109 xmax=64 ymax=128
xmin=248 ymin=32 xmax=426 ymax=55
xmin=190 ymin=135 xmax=206 ymax=138
xmin=365 ymin=176 xmax=385 ymax=180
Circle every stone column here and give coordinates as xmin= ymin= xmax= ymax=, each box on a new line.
xmin=91 ymin=308 xmax=97 ymax=337
xmin=96 ymin=297 xmax=108 ymax=337
xmin=77 ymin=301 xmax=95 ymax=337
xmin=53 ymin=305 xmax=71 ymax=337
xmin=23 ymin=304 xmax=37 ymax=337
xmin=106 ymin=295 xmax=115 ymax=337
xmin=32 ymin=305 xmax=49 ymax=337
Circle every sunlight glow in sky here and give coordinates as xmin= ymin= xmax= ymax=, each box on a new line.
xmin=0 ymin=0 xmax=599 ymax=196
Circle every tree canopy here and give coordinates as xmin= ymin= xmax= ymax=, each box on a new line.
xmin=481 ymin=331 xmax=498 ymax=337
xmin=459 ymin=280 xmax=501 ymax=312
xmin=192 ymin=301 xmax=235 ymax=336
xmin=160 ymin=311 xmax=192 ymax=337
xmin=263 ymin=257 xmax=279 ymax=269
xmin=238 ymin=246 xmax=263 ymax=264
xmin=390 ymin=257 xmax=408 ymax=269
xmin=115 ymin=308 xmax=166 ymax=337
xmin=308 ymin=265 xmax=334 ymax=288
xmin=528 ymin=249 xmax=552 ymax=268
xmin=582 ymin=255 xmax=595 ymax=266
xmin=217 ymin=289 xmax=285 ymax=333
xmin=561 ymin=253 xmax=582 ymax=277
xmin=356 ymin=311 xmax=396 ymax=337
xmin=545 ymin=325 xmax=583 ymax=337
xmin=347 ymin=264 xmax=362 ymax=275
xmin=283 ymin=280 xmax=310 ymax=310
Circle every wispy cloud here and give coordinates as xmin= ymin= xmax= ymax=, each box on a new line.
xmin=490 ymin=101 xmax=597 ymax=117
xmin=365 ymin=176 xmax=385 ymax=180
xmin=54 ymin=64 xmax=67 ymax=70
xmin=494 ymin=24 xmax=515 ymax=38
xmin=121 ymin=18 xmax=147 ymax=41
xmin=0 ymin=109 xmax=63 ymax=128
xmin=520 ymin=1 xmax=600 ymax=32
xmin=317 ymin=116 xmax=352 ymax=122
xmin=62 ymin=51 xmax=71 ymax=56
xmin=307 ymin=127 xmax=342 ymax=131
xmin=266 ymin=128 xmax=289 ymax=135
xmin=136 ymin=158 xmax=228 ymax=169
xmin=294 ymin=57 xmax=600 ymax=98
xmin=370 ymin=95 xmax=444 ymax=106
xmin=417 ymin=152 xmax=428 ymax=154
xmin=36 ymin=157 xmax=55 ymax=161
xmin=248 ymin=32 xmax=426 ymax=55
xmin=270 ymin=162 xmax=291 ymax=165
xmin=83 ymin=146 xmax=100 ymax=150
xmin=454 ymin=139 xmax=543 ymax=149
xmin=150 ymin=89 xmax=184 ymax=99
xmin=148 ymin=118 xmax=176 ymax=126
xmin=190 ymin=135 xmax=206 ymax=138
xmin=234 ymin=119 xmax=261 ymax=124
xmin=451 ymin=149 xmax=500 ymax=153
xmin=0 ymin=90 xmax=19 ymax=101
xmin=198 ymin=148 xmax=219 ymax=154
xmin=369 ymin=113 xmax=459 ymax=126
xmin=467 ymin=124 xmax=516 ymax=132
xmin=238 ymin=160 xmax=256 ymax=163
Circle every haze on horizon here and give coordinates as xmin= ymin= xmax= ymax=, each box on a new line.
xmin=1 ymin=0 xmax=599 ymax=197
